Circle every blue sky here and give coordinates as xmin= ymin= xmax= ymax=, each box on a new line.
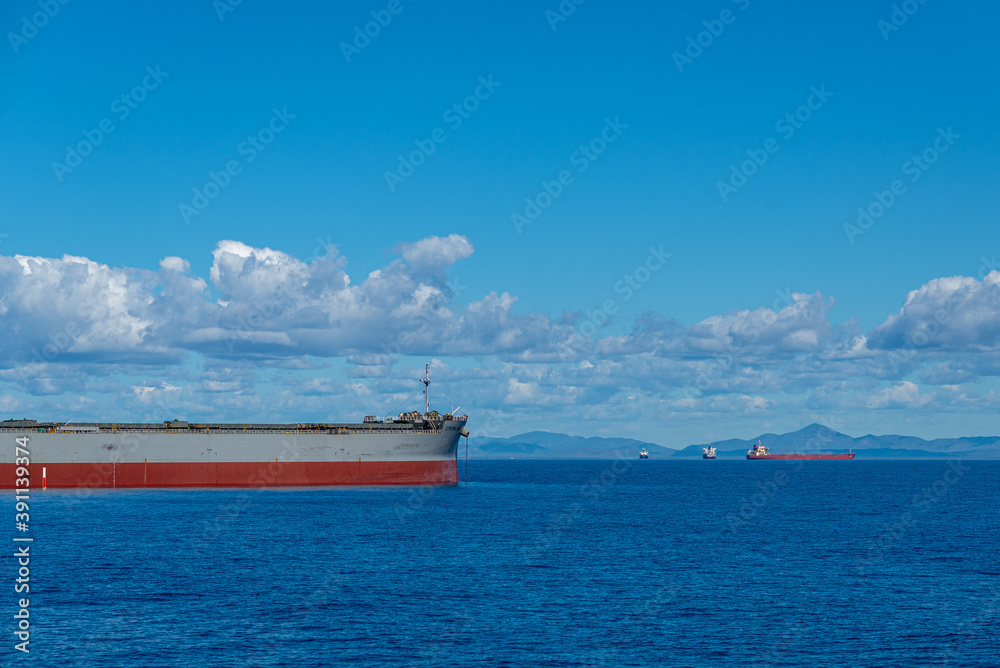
xmin=2 ymin=0 xmax=999 ymax=445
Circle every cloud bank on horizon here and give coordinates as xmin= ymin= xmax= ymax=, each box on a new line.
xmin=2 ymin=234 xmax=999 ymax=442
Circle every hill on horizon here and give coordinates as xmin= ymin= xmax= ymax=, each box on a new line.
xmin=468 ymin=424 xmax=1000 ymax=459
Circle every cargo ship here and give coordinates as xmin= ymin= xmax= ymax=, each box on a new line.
xmin=639 ymin=448 xmax=649 ymax=459
xmin=0 ymin=365 xmax=469 ymax=489
xmin=702 ymin=445 xmax=716 ymax=459
xmin=746 ymin=441 xmax=855 ymax=460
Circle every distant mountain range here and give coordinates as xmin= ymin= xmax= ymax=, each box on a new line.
xmin=469 ymin=423 xmax=1000 ymax=459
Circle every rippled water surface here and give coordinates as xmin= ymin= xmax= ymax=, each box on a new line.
xmin=11 ymin=460 xmax=1000 ymax=666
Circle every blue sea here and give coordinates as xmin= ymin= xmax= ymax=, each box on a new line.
xmin=9 ymin=460 xmax=1000 ymax=667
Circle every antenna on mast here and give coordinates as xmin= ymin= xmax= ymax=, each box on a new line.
xmin=420 ymin=363 xmax=431 ymax=415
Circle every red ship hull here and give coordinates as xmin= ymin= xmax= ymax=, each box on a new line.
xmin=746 ymin=453 xmax=855 ymax=460
xmin=1 ymin=460 xmax=458 ymax=489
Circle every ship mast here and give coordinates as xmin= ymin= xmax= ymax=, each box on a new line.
xmin=420 ymin=364 xmax=431 ymax=415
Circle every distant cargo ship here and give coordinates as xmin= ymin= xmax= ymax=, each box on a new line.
xmin=702 ymin=445 xmax=716 ymax=459
xmin=746 ymin=441 xmax=855 ymax=460
xmin=639 ymin=448 xmax=649 ymax=459
xmin=1 ymin=365 xmax=469 ymax=488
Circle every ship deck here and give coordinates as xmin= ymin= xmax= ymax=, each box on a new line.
xmin=0 ymin=417 xmax=467 ymax=436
